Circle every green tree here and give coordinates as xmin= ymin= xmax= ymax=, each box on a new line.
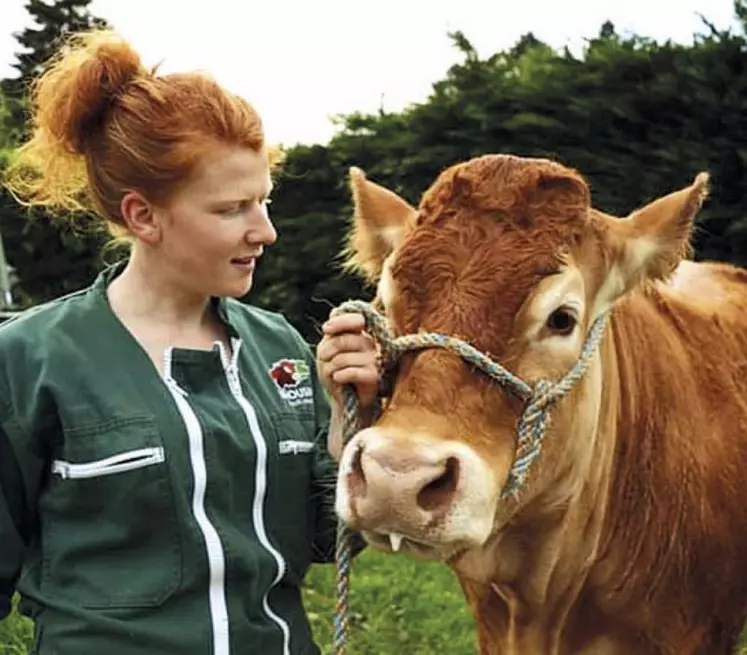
xmin=0 ymin=92 xmax=12 ymax=150
xmin=1 ymin=0 xmax=108 ymax=139
xmin=2 ymin=3 xmax=747 ymax=332
xmin=251 ymin=17 xmax=747 ymax=341
xmin=0 ymin=0 xmax=110 ymax=307
xmin=735 ymin=0 xmax=747 ymax=26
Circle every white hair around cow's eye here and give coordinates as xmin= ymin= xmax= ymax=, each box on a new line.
xmin=521 ymin=265 xmax=586 ymax=347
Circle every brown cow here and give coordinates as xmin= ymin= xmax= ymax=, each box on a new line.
xmin=333 ymin=154 xmax=747 ymax=654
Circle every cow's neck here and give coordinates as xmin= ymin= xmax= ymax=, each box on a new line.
xmin=451 ymin=348 xmax=620 ymax=653
xmin=450 ymin=291 xmax=680 ymax=652
xmin=456 ymin=285 xmax=744 ymax=653
xmin=590 ymin=287 xmax=717 ymax=610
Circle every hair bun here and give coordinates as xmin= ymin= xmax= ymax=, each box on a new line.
xmin=32 ymin=30 xmax=146 ymax=155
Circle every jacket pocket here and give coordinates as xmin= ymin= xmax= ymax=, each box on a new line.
xmin=51 ymin=446 xmax=165 ymax=479
xmin=268 ymin=410 xmax=318 ymax=582
xmin=41 ymin=414 xmax=181 ymax=609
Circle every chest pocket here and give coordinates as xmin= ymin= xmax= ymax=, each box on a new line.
xmin=41 ymin=414 xmax=181 ymax=609
xmin=268 ymin=410 xmax=320 ymax=580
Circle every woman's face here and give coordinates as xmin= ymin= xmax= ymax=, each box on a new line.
xmin=152 ymin=143 xmax=277 ymax=299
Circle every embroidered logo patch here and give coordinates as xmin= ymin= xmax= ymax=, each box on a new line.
xmin=268 ymin=359 xmax=313 ymax=406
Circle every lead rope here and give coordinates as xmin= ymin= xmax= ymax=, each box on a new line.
xmin=330 ymin=300 xmax=609 ymax=653
xmin=332 ymin=384 xmax=365 ymax=654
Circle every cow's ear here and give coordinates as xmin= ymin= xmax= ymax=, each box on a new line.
xmin=595 ymin=172 xmax=709 ymax=307
xmin=343 ymin=167 xmax=417 ymax=283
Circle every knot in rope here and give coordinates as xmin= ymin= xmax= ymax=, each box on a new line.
xmin=330 ymin=299 xmax=608 ymax=653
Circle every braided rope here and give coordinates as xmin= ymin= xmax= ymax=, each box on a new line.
xmin=332 ymin=374 xmax=363 ymax=654
xmin=330 ymin=299 xmax=609 ymax=653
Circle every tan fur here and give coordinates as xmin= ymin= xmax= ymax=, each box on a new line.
xmin=342 ymin=166 xmax=417 ymax=284
xmin=336 ymin=155 xmax=747 ymax=654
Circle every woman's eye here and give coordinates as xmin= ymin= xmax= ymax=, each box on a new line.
xmin=221 ymin=202 xmax=244 ymax=215
xmin=546 ymin=308 xmax=577 ymax=336
xmin=219 ymin=198 xmax=271 ymax=216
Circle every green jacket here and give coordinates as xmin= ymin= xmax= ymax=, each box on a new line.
xmin=0 ymin=263 xmax=349 ymax=655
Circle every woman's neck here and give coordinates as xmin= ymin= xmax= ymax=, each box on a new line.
xmin=108 ymin=248 xmax=213 ymax=331
xmin=105 ymin=248 xmax=231 ymax=358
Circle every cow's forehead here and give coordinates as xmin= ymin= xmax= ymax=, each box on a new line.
xmin=387 ymin=155 xmax=595 ymax=353
xmin=417 ymin=154 xmax=590 ymax=228
xmin=390 ymin=222 xmax=564 ymax=351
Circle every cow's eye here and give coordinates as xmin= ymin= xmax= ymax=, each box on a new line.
xmin=546 ymin=307 xmax=577 ymax=336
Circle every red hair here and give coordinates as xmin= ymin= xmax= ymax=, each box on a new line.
xmin=4 ymin=29 xmax=280 ymax=234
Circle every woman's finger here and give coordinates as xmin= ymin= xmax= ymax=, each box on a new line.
xmin=317 ymin=333 xmax=375 ymax=362
xmin=331 ymin=366 xmax=380 ymax=387
xmin=322 ymin=312 xmax=366 ymax=336
xmin=321 ymin=351 xmax=378 ymax=376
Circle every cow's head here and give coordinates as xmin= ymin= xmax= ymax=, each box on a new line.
xmin=336 ymin=155 xmax=708 ymax=567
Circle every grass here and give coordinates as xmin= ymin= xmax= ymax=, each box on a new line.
xmin=304 ymin=550 xmax=477 ymax=654
xmin=1 ymin=550 xmax=746 ymax=654
xmin=0 ymin=550 xmax=477 ymax=655
xmin=0 ymin=597 xmax=33 ymax=655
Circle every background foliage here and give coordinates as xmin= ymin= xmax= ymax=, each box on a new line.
xmin=1 ymin=2 xmax=747 ymax=335
xmin=1 ymin=1 xmax=746 ymax=653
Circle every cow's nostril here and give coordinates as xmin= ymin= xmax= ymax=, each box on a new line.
xmin=348 ymin=443 xmax=366 ymax=499
xmin=417 ymin=456 xmax=460 ymax=513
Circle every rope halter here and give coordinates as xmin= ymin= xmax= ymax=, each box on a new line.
xmin=331 ymin=299 xmax=609 ymax=653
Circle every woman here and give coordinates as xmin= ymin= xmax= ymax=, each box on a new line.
xmin=0 ymin=29 xmax=378 ymax=655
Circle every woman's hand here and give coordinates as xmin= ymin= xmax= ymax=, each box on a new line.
xmin=316 ymin=312 xmax=381 ymax=459
xmin=316 ymin=312 xmax=380 ymax=411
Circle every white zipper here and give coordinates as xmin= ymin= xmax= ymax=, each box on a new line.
xmin=217 ymin=339 xmax=292 ymax=655
xmin=51 ymin=447 xmax=165 ymax=480
xmin=163 ymin=348 xmax=230 ymax=655
xmin=278 ymin=440 xmax=314 ymax=455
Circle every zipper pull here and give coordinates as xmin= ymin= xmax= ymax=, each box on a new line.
xmin=52 ymin=461 xmax=70 ymax=479
xmin=165 ymin=375 xmax=188 ymax=397
xmin=228 ymin=367 xmax=242 ymax=394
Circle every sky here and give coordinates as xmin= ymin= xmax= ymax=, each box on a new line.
xmin=0 ymin=0 xmax=740 ymax=147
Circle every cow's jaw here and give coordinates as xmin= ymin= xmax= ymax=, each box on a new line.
xmin=335 ymin=426 xmax=501 ymax=559
xmin=357 ymin=530 xmax=463 ymax=560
